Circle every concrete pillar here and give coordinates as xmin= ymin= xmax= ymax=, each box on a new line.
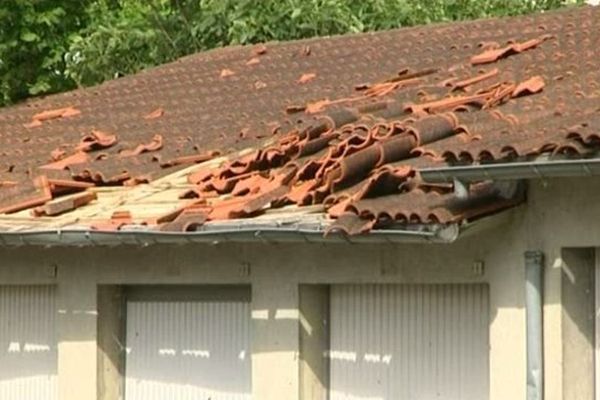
xmin=57 ymin=264 xmax=98 ymax=400
xmin=299 ymin=285 xmax=330 ymax=400
xmin=486 ymin=250 xmax=526 ymax=400
xmin=251 ymin=280 xmax=300 ymax=400
xmin=97 ymin=285 xmax=126 ymax=400
xmin=560 ymin=248 xmax=595 ymax=400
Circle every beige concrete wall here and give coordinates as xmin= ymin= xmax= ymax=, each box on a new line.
xmin=251 ymin=279 xmax=300 ymax=400
xmin=0 ymin=224 xmax=527 ymax=400
xmin=0 ymin=177 xmax=599 ymax=400
xmin=57 ymin=262 xmax=98 ymax=400
xmin=299 ymin=285 xmax=330 ymax=400
xmin=97 ymin=285 xmax=125 ymax=400
xmin=560 ymin=248 xmax=595 ymax=400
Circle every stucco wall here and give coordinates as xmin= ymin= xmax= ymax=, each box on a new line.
xmin=560 ymin=248 xmax=595 ymax=400
xmin=299 ymin=285 xmax=330 ymax=400
xmin=0 ymin=177 xmax=599 ymax=400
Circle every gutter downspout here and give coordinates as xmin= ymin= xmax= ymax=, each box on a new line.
xmin=525 ymin=250 xmax=544 ymax=400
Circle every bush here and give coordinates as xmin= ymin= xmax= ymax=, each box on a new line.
xmin=0 ymin=0 xmax=583 ymax=106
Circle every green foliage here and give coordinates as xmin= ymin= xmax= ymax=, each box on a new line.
xmin=0 ymin=1 xmax=90 ymax=104
xmin=0 ymin=0 xmax=584 ymax=106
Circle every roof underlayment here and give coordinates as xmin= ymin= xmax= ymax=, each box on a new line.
xmin=0 ymin=5 xmax=598 ymax=244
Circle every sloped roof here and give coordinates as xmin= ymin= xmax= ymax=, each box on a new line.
xmin=0 ymin=5 xmax=598 ymax=236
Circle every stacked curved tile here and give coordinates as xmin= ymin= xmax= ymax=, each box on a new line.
xmin=173 ymin=8 xmax=600 ymax=234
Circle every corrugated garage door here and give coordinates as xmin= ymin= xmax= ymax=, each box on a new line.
xmin=330 ymin=284 xmax=489 ymax=400
xmin=0 ymin=285 xmax=58 ymax=400
xmin=125 ymin=287 xmax=251 ymax=400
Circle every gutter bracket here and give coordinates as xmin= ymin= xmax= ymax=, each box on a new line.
xmin=453 ymin=178 xmax=469 ymax=199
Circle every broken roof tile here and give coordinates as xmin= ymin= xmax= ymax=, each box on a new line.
xmin=119 ymin=134 xmax=163 ymax=157
xmin=91 ymin=210 xmax=133 ymax=231
xmin=32 ymin=106 xmax=81 ymax=122
xmin=220 ymin=68 xmax=235 ymax=78
xmin=513 ymin=76 xmax=546 ymax=97
xmin=40 ymin=152 xmax=90 ymax=170
xmin=470 ymin=35 xmax=551 ymax=65
xmin=159 ymin=205 xmax=209 ymax=232
xmin=76 ymin=130 xmax=118 ymax=152
xmin=144 ymin=108 xmax=165 ymax=120
xmin=0 ymin=5 xmax=598 ymax=234
xmin=297 ymin=73 xmax=317 ymax=84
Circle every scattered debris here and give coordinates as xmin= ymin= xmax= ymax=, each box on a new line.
xmin=513 ymin=76 xmax=546 ymax=96
xmin=144 ymin=108 xmax=164 ymax=120
xmin=76 ymin=130 xmax=118 ymax=152
xmin=40 ymin=152 xmax=90 ymax=170
xmin=297 ymin=73 xmax=317 ymax=84
xmin=23 ymin=106 xmax=81 ymax=128
xmin=253 ymin=44 xmax=268 ymax=56
xmin=33 ymin=191 xmax=97 ymax=216
xmin=452 ymin=68 xmax=499 ymax=90
xmin=91 ymin=210 xmax=134 ymax=231
xmin=50 ymin=148 xmax=67 ymax=161
xmin=470 ymin=35 xmax=553 ymax=64
xmin=120 ymin=134 xmax=163 ymax=157
xmin=220 ymin=68 xmax=235 ymax=78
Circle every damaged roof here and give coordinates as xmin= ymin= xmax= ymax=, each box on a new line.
xmin=0 ymin=5 xmax=598 ymax=237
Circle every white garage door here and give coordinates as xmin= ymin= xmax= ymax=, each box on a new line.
xmin=330 ymin=284 xmax=489 ymax=400
xmin=125 ymin=288 xmax=251 ymax=400
xmin=0 ymin=285 xmax=58 ymax=400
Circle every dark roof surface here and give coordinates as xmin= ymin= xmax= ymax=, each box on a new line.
xmin=0 ymin=5 xmax=598 ymax=234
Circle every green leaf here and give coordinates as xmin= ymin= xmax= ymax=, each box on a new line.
xmin=291 ymin=8 xmax=302 ymax=19
xmin=0 ymin=0 xmax=582 ymax=107
xmin=29 ymin=80 xmax=51 ymax=95
xmin=20 ymin=31 xmax=39 ymax=43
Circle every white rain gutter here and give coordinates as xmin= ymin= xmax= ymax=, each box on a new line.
xmin=419 ymin=156 xmax=600 ymax=183
xmin=0 ymin=222 xmax=461 ymax=247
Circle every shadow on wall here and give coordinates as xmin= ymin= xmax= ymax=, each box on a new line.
xmin=560 ymin=247 xmax=595 ymax=399
xmin=308 ymin=283 xmax=490 ymax=400
xmin=124 ymin=300 xmax=251 ymax=400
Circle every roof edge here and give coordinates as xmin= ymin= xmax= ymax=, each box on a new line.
xmin=0 ymin=223 xmax=461 ymax=247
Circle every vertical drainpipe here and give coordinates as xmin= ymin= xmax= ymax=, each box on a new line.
xmin=525 ymin=250 xmax=544 ymax=400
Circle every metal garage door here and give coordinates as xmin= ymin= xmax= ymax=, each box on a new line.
xmin=330 ymin=284 xmax=489 ymax=400
xmin=0 ymin=285 xmax=58 ymax=400
xmin=125 ymin=287 xmax=251 ymax=400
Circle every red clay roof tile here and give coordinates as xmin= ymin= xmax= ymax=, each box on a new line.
xmin=144 ymin=108 xmax=165 ymax=120
xmin=297 ymin=73 xmax=317 ymax=84
xmin=159 ymin=205 xmax=209 ymax=232
xmin=31 ymin=106 xmax=81 ymax=123
xmin=76 ymin=130 xmax=118 ymax=152
xmin=0 ymin=5 xmax=598 ymax=234
xmin=119 ymin=134 xmax=163 ymax=157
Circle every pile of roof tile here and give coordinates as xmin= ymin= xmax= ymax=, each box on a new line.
xmin=0 ymin=5 xmax=598 ymax=234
